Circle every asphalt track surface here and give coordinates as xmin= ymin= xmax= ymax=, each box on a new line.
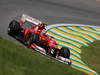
xmin=0 ymin=0 xmax=100 ymax=40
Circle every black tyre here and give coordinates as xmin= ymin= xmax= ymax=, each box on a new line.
xmin=8 ymin=20 xmax=21 ymax=37
xmin=27 ymin=33 xmax=40 ymax=45
xmin=59 ymin=47 xmax=70 ymax=59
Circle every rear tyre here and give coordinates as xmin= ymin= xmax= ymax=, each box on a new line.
xmin=59 ymin=47 xmax=70 ymax=59
xmin=8 ymin=20 xmax=22 ymax=37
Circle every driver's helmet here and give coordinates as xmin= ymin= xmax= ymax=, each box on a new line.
xmin=38 ymin=23 xmax=47 ymax=29
xmin=39 ymin=23 xmax=44 ymax=29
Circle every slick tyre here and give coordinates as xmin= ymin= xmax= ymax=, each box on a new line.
xmin=59 ymin=47 xmax=70 ymax=59
xmin=8 ymin=20 xmax=21 ymax=37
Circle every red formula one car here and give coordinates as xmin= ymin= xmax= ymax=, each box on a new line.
xmin=7 ymin=14 xmax=72 ymax=65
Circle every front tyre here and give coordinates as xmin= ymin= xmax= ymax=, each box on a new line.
xmin=59 ymin=47 xmax=70 ymax=59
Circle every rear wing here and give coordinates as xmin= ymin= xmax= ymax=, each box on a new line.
xmin=20 ymin=14 xmax=42 ymax=25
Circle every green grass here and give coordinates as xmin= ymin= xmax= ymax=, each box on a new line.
xmin=81 ymin=40 xmax=100 ymax=74
xmin=0 ymin=37 xmax=84 ymax=75
xmin=0 ymin=37 xmax=100 ymax=75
